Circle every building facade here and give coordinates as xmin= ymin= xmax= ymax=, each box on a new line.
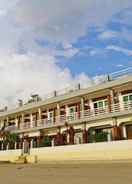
xmin=0 ymin=75 xmax=132 ymax=152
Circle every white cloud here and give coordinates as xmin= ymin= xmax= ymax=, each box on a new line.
xmin=8 ymin=0 xmax=132 ymax=45
xmin=98 ymin=31 xmax=118 ymax=40
xmin=116 ymin=64 xmax=124 ymax=68
xmin=0 ymin=0 xmax=131 ymax=108
xmin=114 ymin=8 xmax=132 ymax=26
xmin=0 ymin=53 xmax=97 ymax=108
xmin=106 ymin=45 xmax=132 ymax=56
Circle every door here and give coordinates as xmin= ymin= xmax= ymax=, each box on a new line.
xmin=126 ymin=124 xmax=132 ymax=139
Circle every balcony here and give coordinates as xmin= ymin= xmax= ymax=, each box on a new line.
xmin=9 ymin=101 xmax=132 ymax=133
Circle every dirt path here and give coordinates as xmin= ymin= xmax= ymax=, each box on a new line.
xmin=0 ymin=162 xmax=132 ymax=184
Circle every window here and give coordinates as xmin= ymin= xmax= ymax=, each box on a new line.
xmin=123 ymin=96 xmax=128 ymax=102
xmin=69 ymin=107 xmax=74 ymax=113
xmin=129 ymin=95 xmax=132 ymax=101
xmin=94 ymin=100 xmax=108 ymax=109
xmin=68 ymin=106 xmax=76 ymax=120
xmin=68 ymin=106 xmax=76 ymax=114
xmin=47 ymin=111 xmax=54 ymax=122
xmin=98 ymin=101 xmax=103 ymax=108
xmin=123 ymin=94 xmax=132 ymax=103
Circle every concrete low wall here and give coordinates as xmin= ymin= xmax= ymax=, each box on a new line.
xmin=0 ymin=149 xmax=21 ymax=162
xmin=30 ymin=140 xmax=132 ymax=162
xmin=0 ymin=140 xmax=132 ymax=163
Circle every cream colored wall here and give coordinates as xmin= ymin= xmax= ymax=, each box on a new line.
xmin=29 ymin=140 xmax=132 ymax=162
xmin=0 ymin=149 xmax=21 ymax=162
xmin=117 ymin=115 xmax=132 ymax=126
xmin=86 ymin=119 xmax=113 ymax=129
xmin=0 ymin=141 xmax=132 ymax=163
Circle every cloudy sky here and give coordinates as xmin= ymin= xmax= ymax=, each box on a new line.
xmin=0 ymin=0 xmax=132 ymax=108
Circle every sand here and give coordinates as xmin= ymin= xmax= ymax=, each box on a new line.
xmin=0 ymin=161 xmax=132 ymax=184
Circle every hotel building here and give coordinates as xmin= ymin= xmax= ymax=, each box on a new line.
xmin=0 ymin=74 xmax=132 ymax=152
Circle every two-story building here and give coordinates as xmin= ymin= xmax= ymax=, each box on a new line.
xmin=0 ymin=74 xmax=132 ymax=151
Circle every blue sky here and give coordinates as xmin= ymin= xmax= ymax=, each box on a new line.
xmin=0 ymin=0 xmax=132 ymax=107
xmin=57 ymin=11 xmax=132 ymax=76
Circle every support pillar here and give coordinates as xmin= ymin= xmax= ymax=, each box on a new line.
xmin=30 ymin=139 xmax=33 ymax=149
xmin=83 ymin=129 xmax=88 ymax=144
xmin=57 ymin=103 xmax=60 ymax=123
xmin=65 ymin=105 xmax=69 ymax=121
xmin=89 ymin=99 xmax=94 ymax=115
xmin=15 ymin=142 xmax=17 ymax=150
xmin=6 ymin=143 xmax=9 ymax=150
xmin=21 ymin=113 xmax=24 ymax=130
xmin=107 ymin=95 xmax=112 ymax=112
xmin=77 ymin=102 xmax=80 ymax=119
xmin=81 ymin=98 xmax=84 ymax=118
xmin=112 ymin=125 xmax=120 ymax=140
xmin=1 ymin=142 xmax=3 ymax=150
xmin=6 ymin=117 xmax=9 ymax=127
xmin=122 ymin=125 xmax=127 ymax=139
xmin=51 ymin=137 xmax=55 ymax=147
xmin=38 ymin=108 xmax=42 ymax=126
xmin=69 ymin=126 xmax=74 ymax=145
xmin=15 ymin=117 xmax=18 ymax=128
xmin=110 ymin=89 xmax=114 ymax=104
xmin=30 ymin=113 xmax=33 ymax=128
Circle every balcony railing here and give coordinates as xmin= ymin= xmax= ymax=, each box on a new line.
xmin=8 ymin=101 xmax=132 ymax=132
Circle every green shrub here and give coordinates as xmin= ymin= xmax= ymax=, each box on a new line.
xmin=95 ymin=132 xmax=108 ymax=142
xmin=40 ymin=136 xmax=51 ymax=147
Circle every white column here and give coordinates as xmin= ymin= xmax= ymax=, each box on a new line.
xmin=107 ymin=129 xmax=112 ymax=142
xmin=22 ymin=140 xmax=25 ymax=150
xmin=30 ymin=139 xmax=33 ymax=148
xmin=0 ymin=120 xmax=4 ymax=129
xmin=51 ymin=138 xmax=55 ymax=147
xmin=6 ymin=143 xmax=9 ymax=150
xmin=81 ymin=98 xmax=84 ymax=117
xmin=122 ymin=125 xmax=127 ymax=139
xmin=15 ymin=142 xmax=17 ymax=150
xmin=38 ymin=108 xmax=41 ymax=120
xmin=1 ymin=142 xmax=3 ymax=150
xmin=15 ymin=117 xmax=18 ymax=128
xmin=89 ymin=99 xmax=94 ymax=114
xmin=118 ymin=92 xmax=124 ymax=110
xmin=67 ymin=133 xmax=70 ymax=144
xmin=110 ymin=90 xmax=114 ymax=104
xmin=21 ymin=113 xmax=24 ymax=129
xmin=30 ymin=113 xmax=33 ymax=128
xmin=38 ymin=108 xmax=41 ymax=126
xmin=65 ymin=105 xmax=69 ymax=121
xmin=47 ymin=109 xmax=49 ymax=123
xmin=6 ymin=117 xmax=9 ymax=126
xmin=57 ymin=103 xmax=60 ymax=122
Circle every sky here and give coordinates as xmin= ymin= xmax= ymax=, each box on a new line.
xmin=0 ymin=0 xmax=132 ymax=108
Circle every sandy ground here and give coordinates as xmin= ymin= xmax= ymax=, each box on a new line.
xmin=0 ymin=161 xmax=132 ymax=184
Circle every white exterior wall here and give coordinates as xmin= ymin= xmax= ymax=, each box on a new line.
xmin=29 ymin=140 xmax=132 ymax=162
xmin=1 ymin=141 xmax=132 ymax=162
